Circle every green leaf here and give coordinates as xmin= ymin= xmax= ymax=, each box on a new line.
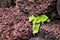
xmin=33 ymin=15 xmax=48 ymax=24
xmin=32 ymin=24 xmax=40 ymax=34
xmin=46 ymin=19 xmax=51 ymax=22
xmin=29 ymin=14 xmax=51 ymax=35
xmin=40 ymin=15 xmax=48 ymax=22
xmin=33 ymin=16 xmax=41 ymax=24
xmin=29 ymin=15 xmax=35 ymax=22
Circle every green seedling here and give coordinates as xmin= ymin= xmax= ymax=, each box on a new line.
xmin=29 ymin=15 xmax=51 ymax=34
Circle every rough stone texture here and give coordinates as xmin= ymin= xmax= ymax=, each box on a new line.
xmin=57 ymin=0 xmax=60 ymax=15
xmin=0 ymin=8 xmax=32 ymax=40
xmin=40 ymin=20 xmax=60 ymax=40
xmin=16 ymin=0 xmax=56 ymax=15
xmin=0 ymin=0 xmax=56 ymax=15
xmin=29 ymin=37 xmax=44 ymax=40
xmin=0 ymin=0 xmax=60 ymax=40
xmin=0 ymin=0 xmax=16 ymax=8
xmin=29 ymin=21 xmax=60 ymax=40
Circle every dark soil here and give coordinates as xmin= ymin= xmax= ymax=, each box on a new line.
xmin=0 ymin=0 xmax=60 ymax=40
xmin=17 ymin=0 xmax=57 ymax=16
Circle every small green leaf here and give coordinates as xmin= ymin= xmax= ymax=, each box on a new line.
xmin=46 ymin=19 xmax=51 ymax=22
xmin=33 ymin=16 xmax=41 ymax=24
xmin=40 ymin=15 xmax=48 ymax=22
xmin=29 ymin=15 xmax=35 ymax=22
xmin=33 ymin=15 xmax=48 ymax=24
xmin=32 ymin=24 xmax=40 ymax=34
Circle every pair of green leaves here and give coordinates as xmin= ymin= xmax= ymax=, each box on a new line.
xmin=29 ymin=15 xmax=50 ymax=34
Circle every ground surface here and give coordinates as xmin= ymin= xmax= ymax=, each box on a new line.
xmin=0 ymin=0 xmax=60 ymax=40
